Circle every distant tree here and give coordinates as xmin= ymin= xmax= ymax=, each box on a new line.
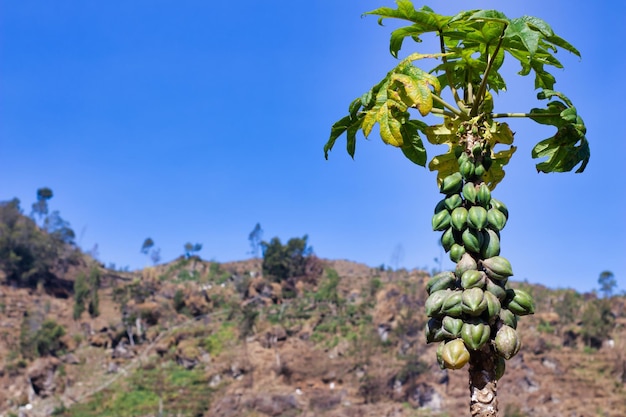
xmin=73 ymin=272 xmax=89 ymax=320
xmin=140 ymin=238 xmax=161 ymax=265
xmin=248 ymin=223 xmax=264 ymax=258
xmin=581 ymin=298 xmax=614 ymax=348
xmin=141 ymin=238 xmax=155 ymax=255
xmin=30 ymin=187 xmax=53 ymax=223
xmin=73 ymin=266 xmax=101 ymax=319
xmin=184 ymin=242 xmax=202 ymax=259
xmin=261 ymin=235 xmax=313 ymax=282
xmin=598 ymin=270 xmax=617 ymax=298
xmin=0 ymin=197 xmax=78 ymax=286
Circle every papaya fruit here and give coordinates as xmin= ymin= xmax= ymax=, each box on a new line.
xmin=440 ymin=172 xmax=463 ymax=195
xmin=490 ymin=198 xmax=509 ymax=219
xmin=455 ymin=253 xmax=477 ymax=278
xmin=462 ymin=182 xmax=477 ymax=204
xmin=451 ymin=207 xmax=468 ymax=231
xmin=425 ymin=289 xmax=449 ymax=318
xmin=444 ymin=194 xmax=463 ymax=211
xmin=461 ymin=287 xmax=488 ymax=316
xmin=474 ymin=163 xmax=486 ymax=177
xmin=480 ymin=229 xmax=501 ymax=258
xmin=477 ymin=183 xmax=491 ymax=207
xmin=461 ymin=321 xmax=490 ymax=350
xmin=426 ymin=271 xmax=456 ymax=295
xmin=442 ymin=316 xmax=463 ymax=338
xmin=441 ymin=227 xmax=455 ymax=252
xmin=441 ymin=290 xmax=463 ymax=317
xmin=499 ymin=307 xmax=518 ymax=329
xmin=483 ymin=290 xmax=502 ymax=321
xmin=461 ymin=228 xmax=482 ymax=254
xmin=485 ymin=278 xmax=507 ymax=301
xmin=482 ymin=256 xmax=513 ymax=280
xmin=425 ymin=318 xmax=445 ymax=343
xmin=459 ymin=160 xmax=475 ymax=180
xmin=449 ymin=243 xmax=466 ymax=263
xmin=495 ymin=325 xmax=521 ymax=360
xmin=432 ymin=210 xmax=451 ymax=231
xmin=467 ymin=206 xmax=488 ymax=230
xmin=460 ymin=270 xmax=485 ymax=289
xmin=505 ymin=288 xmax=535 ymax=316
xmin=440 ymin=339 xmax=470 ymax=369
xmin=487 ymin=208 xmax=507 ymax=231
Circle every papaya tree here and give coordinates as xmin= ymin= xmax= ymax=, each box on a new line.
xmin=324 ymin=2 xmax=588 ymax=416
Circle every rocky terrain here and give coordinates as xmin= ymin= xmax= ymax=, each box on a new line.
xmin=0 ymin=256 xmax=625 ymax=417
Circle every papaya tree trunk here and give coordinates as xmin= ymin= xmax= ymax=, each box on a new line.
xmin=469 ymin=345 xmax=498 ymax=417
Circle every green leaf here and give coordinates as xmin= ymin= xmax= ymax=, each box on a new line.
xmin=325 ymin=113 xmax=365 ymax=159
xmin=529 ymin=90 xmax=590 ymax=173
xmin=425 ymin=118 xmax=461 ymax=145
xmin=400 ymin=120 xmax=428 ymax=166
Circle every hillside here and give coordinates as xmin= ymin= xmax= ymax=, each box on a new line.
xmin=0 ymin=254 xmax=624 ymax=417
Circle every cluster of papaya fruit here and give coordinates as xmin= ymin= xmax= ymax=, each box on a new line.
xmin=425 ymin=134 xmax=535 ymax=374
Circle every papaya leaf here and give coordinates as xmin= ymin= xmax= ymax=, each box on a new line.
xmin=429 ymin=147 xmax=460 ymax=187
xmin=425 ymin=117 xmax=461 ymax=145
xmin=529 ymin=90 xmax=589 ymax=173
xmin=400 ymin=120 xmax=429 ymax=166
xmin=324 ymin=112 xmax=365 ymax=159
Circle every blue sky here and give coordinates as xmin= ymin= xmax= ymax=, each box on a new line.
xmin=1 ymin=1 xmax=624 ymax=293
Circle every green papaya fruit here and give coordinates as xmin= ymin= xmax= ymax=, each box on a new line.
xmin=459 ymin=160 xmax=475 ymax=180
xmin=457 ymin=152 xmax=470 ymax=167
xmin=461 ymin=228 xmax=482 ymax=254
xmin=460 ymin=270 xmax=486 ymax=289
xmin=425 ymin=317 xmax=445 ymax=343
xmin=440 ymin=172 xmax=463 ymax=195
xmin=441 ymin=227 xmax=455 ymax=252
xmin=455 ymin=253 xmax=477 ymax=278
xmin=441 ymin=339 xmax=470 ymax=370
xmin=482 ymin=256 xmax=513 ymax=280
xmin=436 ymin=341 xmax=446 ymax=369
xmin=441 ymin=290 xmax=463 ymax=317
xmin=444 ymin=194 xmax=463 ymax=211
xmin=468 ymin=206 xmax=488 ymax=230
xmin=451 ymin=207 xmax=469 ymax=231
xmin=453 ymin=145 xmax=464 ymax=159
xmin=472 ymin=143 xmax=483 ymax=158
xmin=461 ymin=287 xmax=488 ymax=316
xmin=474 ymin=163 xmax=486 ymax=177
xmin=483 ymin=290 xmax=502 ymax=321
xmin=487 ymin=208 xmax=507 ymax=231
xmin=426 ymin=271 xmax=456 ymax=295
xmin=499 ymin=308 xmax=518 ymax=329
xmin=495 ymin=325 xmax=521 ymax=360
xmin=432 ymin=210 xmax=451 ymax=231
xmin=480 ymin=229 xmax=501 ymax=258
xmin=485 ymin=278 xmax=507 ymax=301
xmin=449 ymin=243 xmax=466 ymax=263
xmin=462 ymin=182 xmax=477 ymax=204
xmin=425 ymin=289 xmax=449 ymax=318
xmin=477 ymin=183 xmax=491 ymax=207
xmin=461 ymin=321 xmax=490 ymax=350
xmin=490 ymin=198 xmax=509 ymax=219
xmin=505 ymin=288 xmax=535 ymax=316
xmin=442 ymin=316 xmax=464 ymax=338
